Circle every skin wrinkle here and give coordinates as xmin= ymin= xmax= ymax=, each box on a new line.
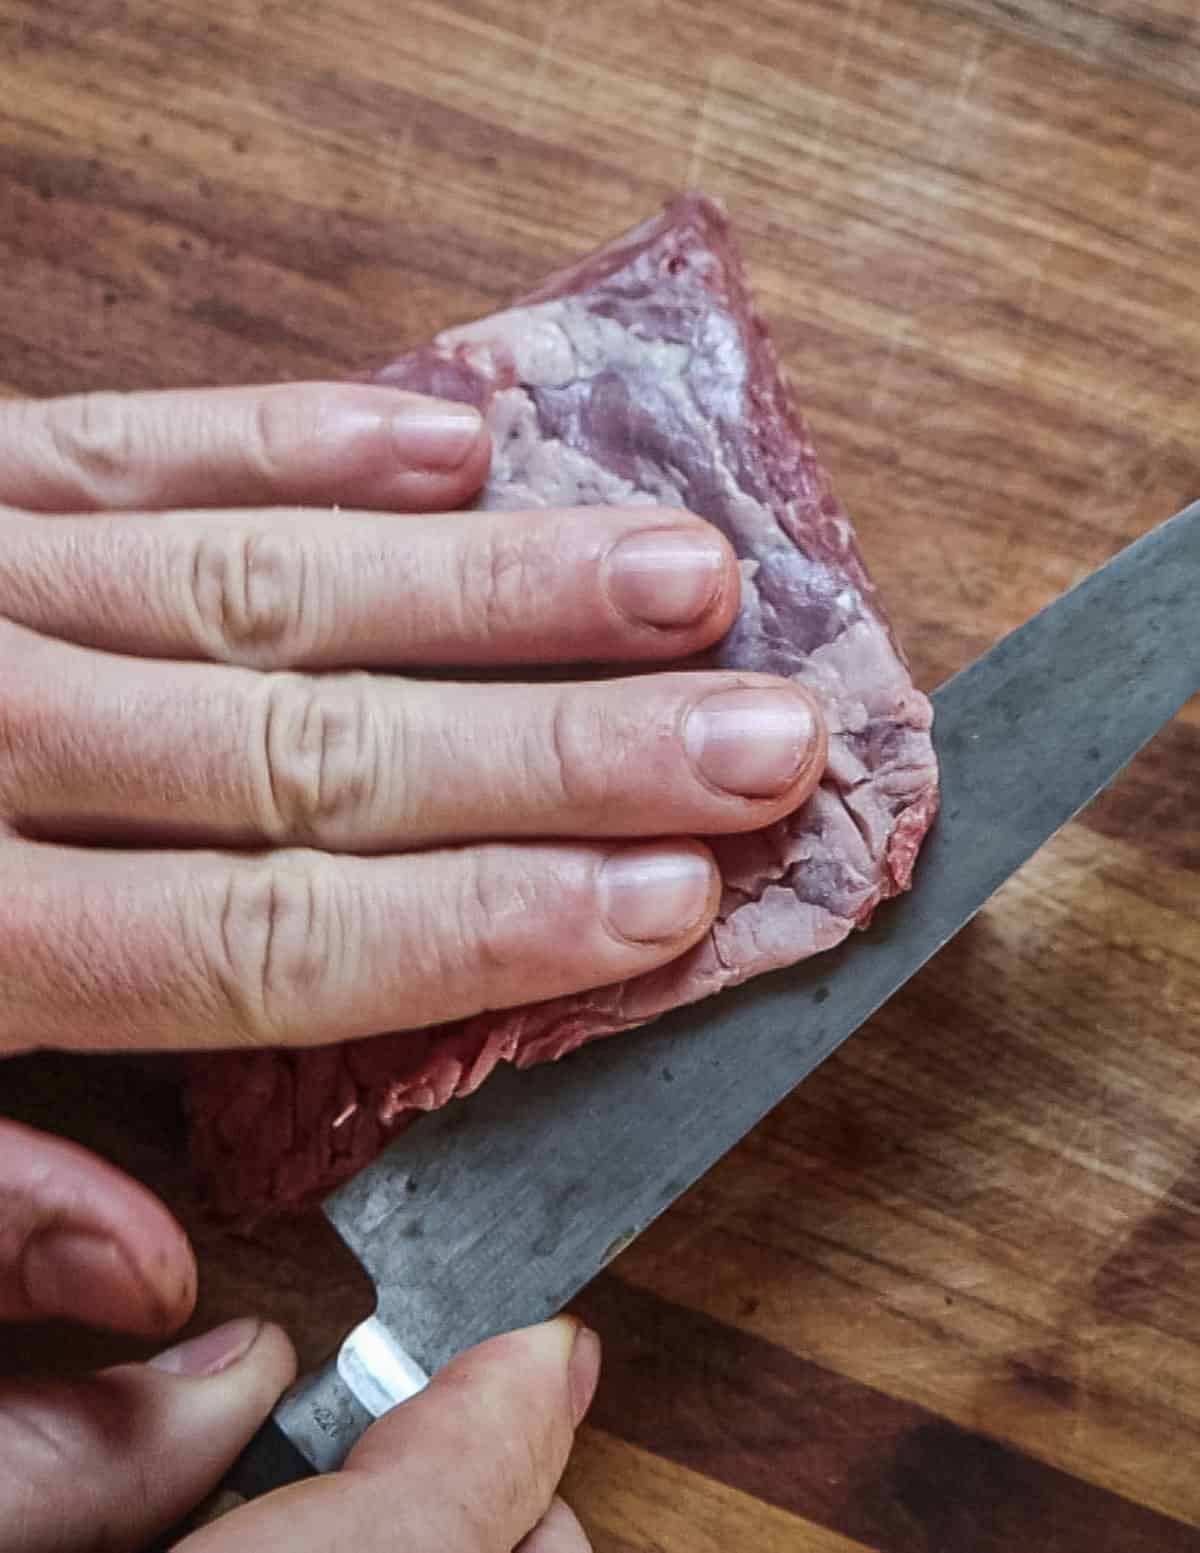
xmin=479 ymin=522 xmax=544 ymax=643
xmin=247 ymin=533 xmax=295 ymax=658
xmin=323 ymin=870 xmax=359 ymax=1039
xmin=259 ymin=871 xmax=286 ymax=1038
xmin=302 ymin=685 xmax=331 ymax=834
xmin=544 ymin=686 xmax=617 ymax=817
xmin=0 ymin=518 xmax=53 ymax=620
xmin=251 ymin=388 xmax=296 ymax=491
xmin=42 ymin=393 xmax=134 ymax=511
xmin=213 ymin=872 xmax=258 ymax=1046
xmin=333 ymin=677 xmax=382 ymax=841
xmin=256 ymin=677 xmax=287 ymax=839
xmin=0 ymin=1396 xmax=67 ymax=1485
xmin=40 ymin=878 xmax=135 ymax=1035
xmin=364 ymin=676 xmax=387 ymax=841
xmin=185 ymin=530 xmax=212 ymax=656
xmin=251 ymin=859 xmax=356 ymax=1044
xmin=306 ymin=526 xmax=339 ymax=664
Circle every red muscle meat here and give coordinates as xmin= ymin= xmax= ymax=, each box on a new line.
xmin=188 ymin=195 xmax=939 ymax=1218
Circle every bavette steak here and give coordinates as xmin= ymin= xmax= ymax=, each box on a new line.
xmin=188 ymin=194 xmax=940 ymax=1218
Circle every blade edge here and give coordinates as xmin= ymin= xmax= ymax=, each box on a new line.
xmin=328 ymin=502 xmax=1200 ymax=1375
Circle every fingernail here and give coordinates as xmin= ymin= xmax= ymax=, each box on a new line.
xmin=149 ymin=1316 xmax=262 ymax=1378
xmin=22 ymin=1229 xmax=160 ymax=1332
xmin=560 ymin=1319 xmax=602 ymax=1427
xmin=604 ymin=528 xmax=726 ymax=628
xmin=685 ymin=686 xmax=818 ymax=798
xmin=392 ymin=400 xmax=484 ymax=472
xmin=600 ymin=845 xmax=715 ymax=943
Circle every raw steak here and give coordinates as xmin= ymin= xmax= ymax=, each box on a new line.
xmin=188 ymin=194 xmax=939 ymax=1219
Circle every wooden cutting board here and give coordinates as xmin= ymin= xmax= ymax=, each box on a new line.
xmin=3 ymin=0 xmax=1199 ymax=1547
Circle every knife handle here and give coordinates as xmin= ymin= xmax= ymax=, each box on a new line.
xmin=146 ymin=1417 xmax=314 ymax=1550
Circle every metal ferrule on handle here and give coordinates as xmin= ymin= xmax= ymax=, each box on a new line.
xmin=150 ymin=1320 xmax=428 ymax=1547
xmin=278 ymin=1316 xmax=430 ymax=1472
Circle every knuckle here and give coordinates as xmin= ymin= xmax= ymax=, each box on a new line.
xmin=207 ymin=860 xmax=342 ymax=1042
xmin=187 ymin=527 xmax=318 ymax=666
xmin=256 ymin=672 xmax=385 ymax=845
xmin=249 ymin=385 xmax=315 ymax=485
xmin=463 ymin=524 xmax=551 ymax=641
xmin=542 ymin=688 xmax=621 ymax=813
xmin=455 ymin=850 xmax=542 ymax=980
xmin=44 ymin=391 xmax=136 ymax=504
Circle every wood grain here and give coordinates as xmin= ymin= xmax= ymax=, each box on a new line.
xmin=563 ymin=1429 xmax=879 ymax=1553
xmin=2 ymin=0 xmax=1198 ymax=1548
xmin=574 ymin=1274 xmax=1200 ymax=1550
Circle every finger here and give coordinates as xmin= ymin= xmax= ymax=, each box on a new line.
xmin=3 ymin=626 xmax=826 ymax=850
xmin=0 ymin=1317 xmax=296 ymax=1553
xmin=0 ymin=835 xmax=720 ymax=1054
xmin=177 ymin=1318 xmax=599 ymax=1553
xmin=0 ymin=503 xmax=739 ymax=669
xmin=0 ymin=383 xmax=489 ymax=514
xmin=0 ymin=1121 xmax=196 ymax=1334
xmin=517 ymin=1498 xmax=594 ymax=1553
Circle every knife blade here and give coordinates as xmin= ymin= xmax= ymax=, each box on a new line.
xmin=214 ymin=499 xmax=1200 ymax=1498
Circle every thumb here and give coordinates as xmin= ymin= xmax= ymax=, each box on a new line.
xmin=177 ymin=1316 xmax=601 ymax=1553
xmin=0 ymin=1317 xmax=297 ymax=1553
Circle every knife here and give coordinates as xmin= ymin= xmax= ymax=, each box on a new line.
xmin=170 ymin=499 xmax=1200 ymax=1528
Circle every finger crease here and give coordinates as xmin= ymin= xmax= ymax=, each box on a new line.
xmin=260 ymin=689 xmax=285 ymax=835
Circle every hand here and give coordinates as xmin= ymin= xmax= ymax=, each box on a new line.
xmin=0 ymin=379 xmax=823 ymax=1548
xmin=0 ymin=381 xmax=826 ymax=1052
xmin=0 ymin=1118 xmax=599 ymax=1552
